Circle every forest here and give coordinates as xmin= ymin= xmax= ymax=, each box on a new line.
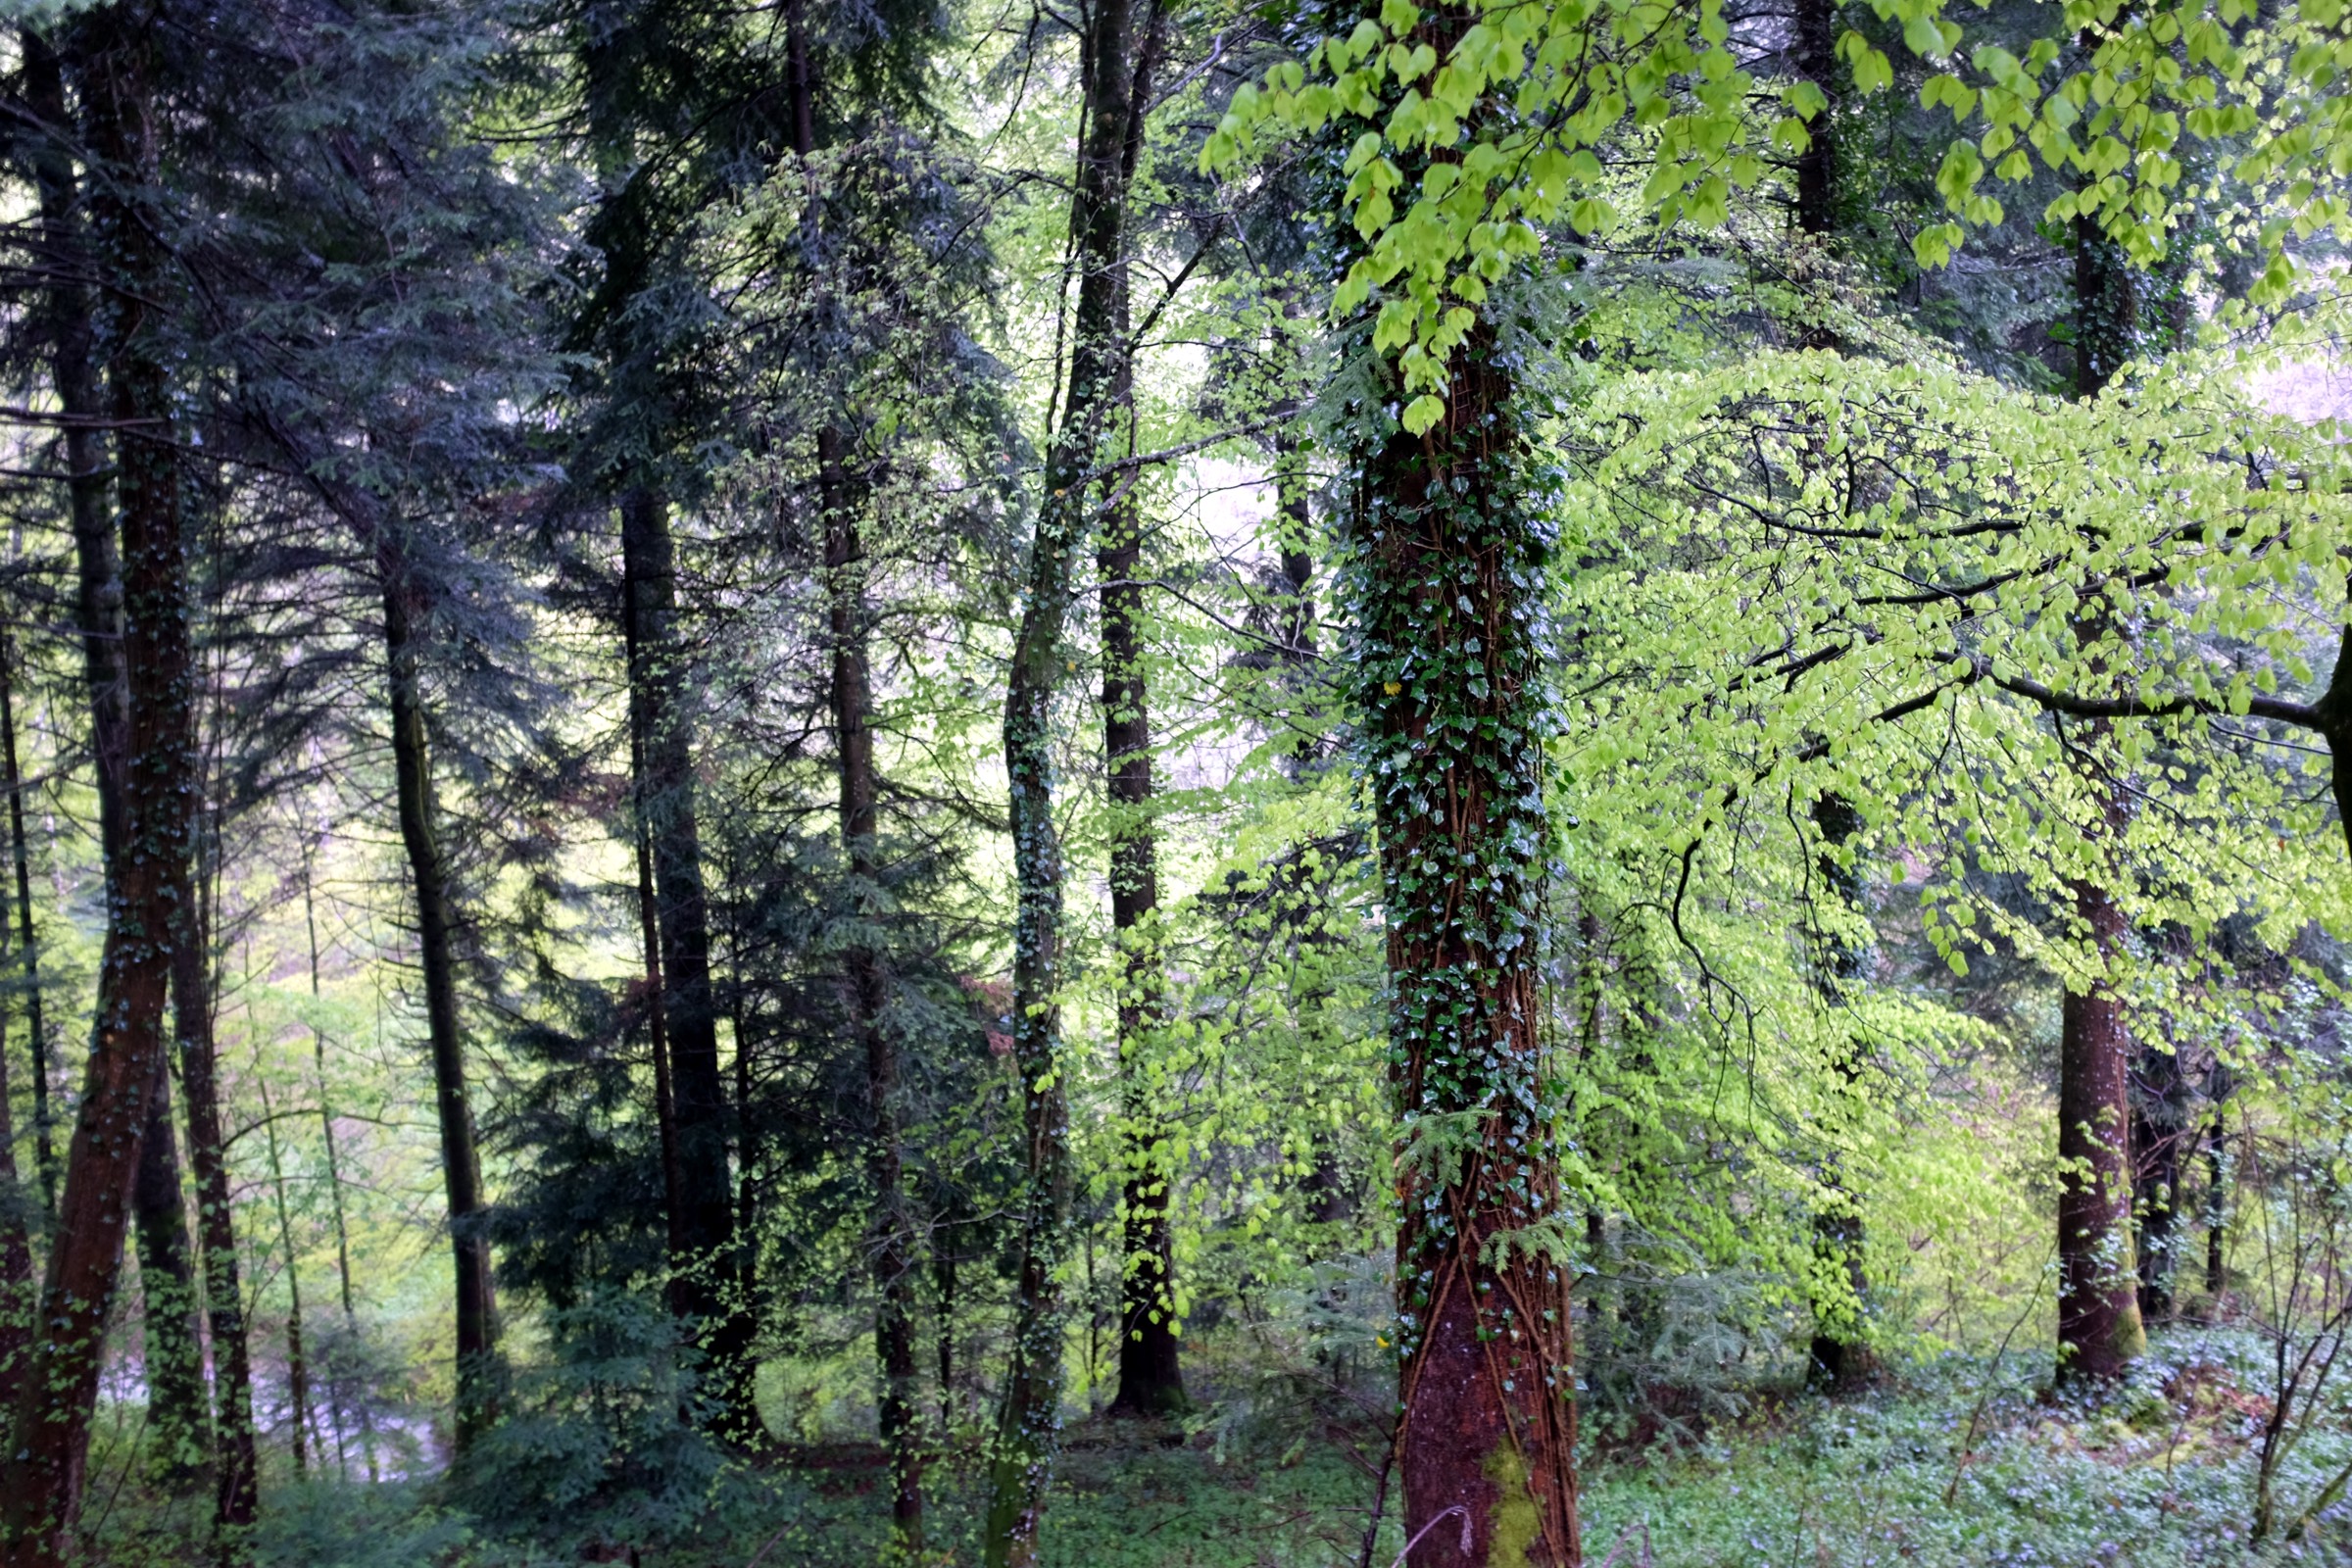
xmin=0 ymin=0 xmax=2350 ymax=1563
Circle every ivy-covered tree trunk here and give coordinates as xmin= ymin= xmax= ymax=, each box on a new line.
xmin=1338 ymin=5 xmax=1578 ymax=1560
xmin=175 ymin=930 xmax=261 ymax=1535
xmin=1805 ymin=795 xmax=1875 ymax=1392
xmin=2055 ymin=220 xmax=2146 ymax=1388
xmin=130 ymin=1065 xmax=213 ymax=1486
xmin=1352 ymin=315 xmax=1579 ymax=1565
xmin=381 ymin=571 xmax=501 ymax=1449
xmin=619 ymin=489 xmax=754 ymax=1436
xmin=0 ymin=10 xmax=199 ymax=1552
xmin=24 ymin=24 xmax=216 ymax=1472
xmin=985 ymin=0 xmax=1147 ymax=1552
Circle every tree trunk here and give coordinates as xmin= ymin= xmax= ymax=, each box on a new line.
xmin=818 ymin=432 xmax=926 ymax=1547
xmin=0 ymin=901 xmax=31 ymax=1415
xmin=1099 ymin=439 xmax=1185 ymax=1420
xmin=175 ymin=903 xmax=261 ymax=1537
xmin=1805 ymin=794 xmax=1874 ymax=1392
xmin=0 ymin=13 xmax=200 ymax=1556
xmin=617 ymin=489 xmax=750 ymax=1437
xmin=2054 ymin=220 xmax=2147 ymax=1390
xmin=2202 ymin=1065 xmax=2233 ymax=1302
xmin=303 ymin=850 xmax=361 ymax=1478
xmin=256 ymin=1068 xmax=313 ymax=1474
xmin=381 ymin=574 xmax=500 ymax=1449
xmin=2132 ymin=1034 xmax=2187 ymax=1326
xmin=22 ymin=21 xmax=117 ymax=1235
xmin=984 ymin=0 xmax=1148 ymax=1557
xmin=1357 ymin=321 xmax=1579 ymax=1565
xmin=0 ymin=633 xmax=55 ymax=1214
xmin=1344 ymin=14 xmax=1578 ymax=1560
xmin=132 ymin=1062 xmax=213 ymax=1486
xmin=1791 ymin=0 xmax=1838 ymax=239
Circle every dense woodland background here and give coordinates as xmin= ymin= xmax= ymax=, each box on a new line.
xmin=0 ymin=0 xmax=2350 ymax=1563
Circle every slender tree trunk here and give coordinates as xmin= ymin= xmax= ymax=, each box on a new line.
xmin=0 ymin=902 xmax=31 ymax=1414
xmin=1098 ymin=417 xmax=1184 ymax=1419
xmin=256 ymin=1069 xmax=313 ymax=1475
xmin=132 ymin=1061 xmax=212 ymax=1485
xmin=2055 ymin=221 xmax=2147 ymax=1389
xmin=1805 ymin=794 xmax=1875 ymax=1392
xmin=175 ymin=898 xmax=261 ymax=1538
xmin=819 ymin=436 xmax=925 ymax=1548
xmin=1345 ymin=12 xmax=1578 ymax=1563
xmin=0 ymin=13 xmax=201 ymax=1555
xmin=2203 ymin=1067 xmax=2233 ymax=1302
xmin=1096 ymin=9 xmax=1183 ymax=1419
xmin=1791 ymin=0 xmax=1838 ymax=239
xmin=984 ymin=0 xmax=1147 ymax=1556
xmin=618 ymin=531 xmax=688 ymax=1322
xmin=2132 ymin=1034 xmax=2187 ymax=1325
xmin=0 ymin=634 xmax=54 ymax=1214
xmin=302 ymin=848 xmax=363 ymax=1484
xmin=617 ymin=490 xmax=750 ymax=1436
xmin=381 ymin=574 xmax=500 ymax=1449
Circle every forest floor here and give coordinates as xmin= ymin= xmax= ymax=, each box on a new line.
xmin=87 ymin=1327 xmax=2352 ymax=1567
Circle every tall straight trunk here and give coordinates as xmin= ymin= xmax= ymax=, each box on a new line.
xmin=1359 ymin=335 xmax=1578 ymax=1567
xmin=0 ymin=11 xmax=200 ymax=1555
xmin=984 ymin=0 xmax=1147 ymax=1554
xmin=778 ymin=9 xmax=919 ymax=1505
xmin=1791 ymin=0 xmax=1838 ymax=239
xmin=0 ymin=634 xmax=54 ymax=1212
xmin=1099 ymin=424 xmax=1184 ymax=1419
xmin=256 ymin=1069 xmax=313 ymax=1474
xmin=28 ymin=13 xmax=215 ymax=1500
xmin=381 ymin=574 xmax=500 ymax=1448
xmin=131 ymin=1061 xmax=212 ymax=1485
xmin=1348 ymin=11 xmax=1578 ymax=1564
xmin=617 ymin=488 xmax=751 ymax=1436
xmin=2055 ymin=220 xmax=2147 ymax=1389
xmin=1097 ymin=7 xmax=1184 ymax=1419
xmin=630 ymin=760 xmax=687 ymax=1306
xmin=820 ymin=435 xmax=925 ymax=1546
xmin=0 ymin=904 xmax=30 ymax=1413
xmin=174 ymin=894 xmax=260 ymax=1535
xmin=1805 ymin=794 xmax=1874 ymax=1391
xmin=22 ymin=24 xmax=113 ymax=1230
xmin=303 ymin=851 xmax=363 ymax=1480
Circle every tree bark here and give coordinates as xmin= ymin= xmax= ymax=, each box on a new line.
xmin=381 ymin=573 xmax=500 ymax=1449
xmin=1804 ymin=794 xmax=1875 ymax=1392
xmin=1097 ymin=5 xmax=1184 ymax=1420
xmin=174 ymin=893 xmax=261 ymax=1536
xmin=2132 ymin=1034 xmax=2188 ymax=1325
xmin=1344 ymin=12 xmax=1578 ymax=1560
xmin=984 ymin=0 xmax=1148 ymax=1552
xmin=1359 ymin=327 xmax=1579 ymax=1566
xmin=131 ymin=1061 xmax=212 ymax=1486
xmin=2054 ymin=220 xmax=2147 ymax=1390
xmin=0 ymin=633 xmax=55 ymax=1214
xmin=818 ymin=433 xmax=925 ymax=1547
xmin=1099 ymin=438 xmax=1185 ymax=1419
xmin=256 ymin=1067 xmax=314 ymax=1474
xmin=0 ymin=12 xmax=201 ymax=1556
xmin=0 ymin=892 xmax=31 ymax=1416
xmin=618 ymin=488 xmax=753 ymax=1437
